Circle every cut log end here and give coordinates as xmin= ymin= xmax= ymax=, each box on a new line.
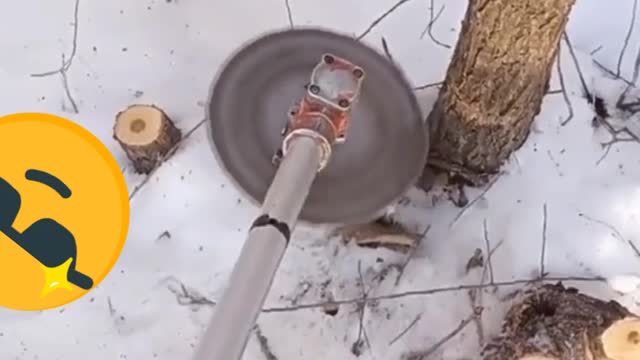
xmin=601 ymin=318 xmax=640 ymax=360
xmin=483 ymin=283 xmax=638 ymax=360
xmin=114 ymin=104 xmax=181 ymax=174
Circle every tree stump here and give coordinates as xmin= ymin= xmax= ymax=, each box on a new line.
xmin=113 ymin=104 xmax=182 ymax=174
xmin=424 ymin=0 xmax=576 ymax=185
xmin=482 ymin=283 xmax=640 ymax=360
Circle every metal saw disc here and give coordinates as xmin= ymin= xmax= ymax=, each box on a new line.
xmin=206 ymin=28 xmax=428 ymax=224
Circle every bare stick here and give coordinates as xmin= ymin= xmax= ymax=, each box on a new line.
xmin=389 ymin=313 xmax=422 ymax=346
xmin=616 ymin=0 xmax=638 ymax=77
xmin=482 ymin=219 xmax=494 ymax=285
xmin=60 ymin=54 xmax=78 ymax=114
xmin=590 ymin=45 xmax=604 ymax=55
xmin=31 ymin=0 xmax=80 ymax=77
xmin=255 ymin=325 xmax=279 ymax=360
xmin=540 ymin=203 xmax=549 ymax=278
xmin=562 ymin=31 xmax=591 ymax=100
xmin=166 ymin=276 xmax=216 ymax=306
xmin=593 ymin=59 xmax=636 ymax=87
xmin=357 ymin=0 xmax=414 ymax=40
xmin=617 ymin=44 xmax=640 ymax=108
xmin=450 ymin=174 xmax=501 ymax=227
xmin=284 ymin=0 xmax=294 ymax=29
xmin=406 ymin=312 xmax=477 ymax=359
xmin=420 ymin=0 xmax=450 ymax=49
xmin=262 ymin=275 xmax=604 ymax=313
xmin=578 ymin=213 xmax=640 ymax=258
xmin=556 ymin=44 xmax=574 ymax=126
xmin=546 ymin=89 xmax=563 ymax=95
xmin=413 ymin=81 xmax=443 ymax=91
xmin=351 ymin=261 xmax=372 ymax=356
xmin=381 ymin=36 xmax=394 ymax=62
xmin=394 ymin=225 xmax=431 ymax=286
xmin=128 ymin=118 xmax=206 ymax=200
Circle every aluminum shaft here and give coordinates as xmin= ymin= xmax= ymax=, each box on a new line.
xmin=193 ymin=135 xmax=323 ymax=360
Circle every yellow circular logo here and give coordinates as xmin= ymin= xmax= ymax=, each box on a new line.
xmin=0 ymin=112 xmax=130 ymax=310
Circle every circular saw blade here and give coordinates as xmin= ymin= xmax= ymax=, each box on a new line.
xmin=206 ymin=28 xmax=428 ymax=224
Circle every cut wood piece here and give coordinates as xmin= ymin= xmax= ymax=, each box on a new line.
xmin=114 ymin=104 xmax=181 ymax=174
xmin=482 ymin=282 xmax=639 ymax=360
xmin=330 ymin=219 xmax=418 ymax=253
xmin=601 ymin=318 xmax=640 ymax=360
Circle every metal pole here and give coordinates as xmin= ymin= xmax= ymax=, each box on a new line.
xmin=193 ymin=135 xmax=324 ymax=360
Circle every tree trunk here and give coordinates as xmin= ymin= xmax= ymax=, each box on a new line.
xmin=425 ymin=0 xmax=576 ymax=185
xmin=482 ymin=283 xmax=640 ymax=360
xmin=113 ymin=104 xmax=182 ymax=174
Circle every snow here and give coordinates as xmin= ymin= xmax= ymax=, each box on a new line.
xmin=1 ymin=0 xmax=640 ymax=359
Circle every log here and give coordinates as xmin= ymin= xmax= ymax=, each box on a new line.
xmin=424 ymin=0 xmax=576 ymax=184
xmin=113 ymin=104 xmax=182 ymax=174
xmin=482 ymin=283 xmax=640 ymax=360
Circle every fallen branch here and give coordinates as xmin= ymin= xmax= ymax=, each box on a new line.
xmin=540 ymin=203 xmax=549 ymax=278
xmin=616 ymin=0 xmax=638 ymax=77
xmin=556 ymin=43 xmax=574 ymax=126
xmin=578 ymin=212 xmax=640 ymax=259
xmin=351 ymin=261 xmax=372 ymax=357
xmin=562 ymin=31 xmax=591 ymax=101
xmin=389 ymin=313 xmax=422 ymax=346
xmin=450 ymin=174 xmax=501 ymax=227
xmin=381 ymin=36 xmax=394 ymax=62
xmin=419 ymin=0 xmax=450 ymax=49
xmin=262 ymin=275 xmax=605 ymax=313
xmin=357 ymin=0 xmax=414 ymax=40
xmin=413 ymin=81 xmax=443 ymax=91
xmin=255 ymin=325 xmax=279 ymax=360
xmin=284 ymin=0 xmax=294 ymax=29
xmin=404 ymin=310 xmax=478 ymax=359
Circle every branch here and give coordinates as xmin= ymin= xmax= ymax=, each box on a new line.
xmin=413 ymin=81 xmax=443 ymax=91
xmin=389 ymin=313 xmax=422 ymax=346
xmin=578 ymin=213 xmax=640 ymax=259
xmin=540 ymin=203 xmax=549 ymax=278
xmin=351 ymin=261 xmax=372 ymax=357
xmin=262 ymin=275 xmax=605 ymax=313
xmin=420 ymin=0 xmax=450 ymax=49
xmin=556 ymin=43 xmax=574 ymax=126
xmin=381 ymin=36 xmax=394 ymax=62
xmin=404 ymin=311 xmax=477 ymax=359
xmin=128 ymin=118 xmax=206 ymax=200
xmin=562 ymin=31 xmax=591 ymax=101
xmin=284 ymin=0 xmax=294 ymax=29
xmin=482 ymin=219 xmax=495 ymax=285
xmin=30 ymin=0 xmax=80 ymax=77
xmin=255 ymin=325 xmax=279 ymax=360
xmin=616 ymin=0 xmax=638 ymax=77
xmin=394 ymin=224 xmax=431 ymax=286
xmin=450 ymin=174 xmax=501 ymax=227
xmin=357 ymin=0 xmax=414 ymax=40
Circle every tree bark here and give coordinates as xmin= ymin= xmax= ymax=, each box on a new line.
xmin=425 ymin=0 xmax=576 ymax=185
xmin=482 ymin=283 xmax=640 ymax=360
xmin=113 ymin=104 xmax=182 ymax=174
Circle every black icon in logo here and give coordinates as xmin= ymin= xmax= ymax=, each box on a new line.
xmin=0 ymin=169 xmax=93 ymax=290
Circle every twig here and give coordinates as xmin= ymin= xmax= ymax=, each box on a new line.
xmin=420 ymin=0 xmax=450 ymax=49
xmin=590 ymin=45 xmax=603 ymax=56
xmin=389 ymin=313 xmax=422 ymax=346
xmin=381 ymin=37 xmax=394 ymax=62
xmin=450 ymin=174 xmax=501 ymax=227
xmin=407 ymin=312 xmax=477 ymax=359
xmin=482 ymin=219 xmax=494 ymax=285
xmin=413 ymin=81 xmax=443 ymax=91
xmin=394 ymin=225 xmax=431 ymax=286
xmin=617 ymin=44 xmax=640 ymax=109
xmin=262 ymin=275 xmax=604 ymax=313
xmin=562 ymin=32 xmax=591 ymax=101
xmin=60 ymin=54 xmax=78 ymax=113
xmin=284 ymin=0 xmax=294 ymax=29
xmin=546 ymin=89 xmax=563 ymax=95
xmin=107 ymin=296 xmax=116 ymax=316
xmin=128 ymin=118 xmax=206 ymax=200
xmin=255 ymin=325 xmax=279 ymax=360
xmin=31 ymin=0 xmax=80 ymax=77
xmin=351 ymin=261 xmax=372 ymax=357
xmin=593 ymin=59 xmax=636 ymax=87
xmin=616 ymin=0 xmax=638 ymax=77
xmin=556 ymin=43 xmax=574 ymax=126
xmin=578 ymin=213 xmax=640 ymax=259
xmin=593 ymin=114 xmax=640 ymax=164
xmin=166 ymin=276 xmax=216 ymax=306
xmin=540 ymin=203 xmax=548 ymax=278
xmin=357 ymin=0 xmax=414 ymax=40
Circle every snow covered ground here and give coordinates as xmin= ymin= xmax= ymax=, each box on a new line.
xmin=1 ymin=0 xmax=640 ymax=359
